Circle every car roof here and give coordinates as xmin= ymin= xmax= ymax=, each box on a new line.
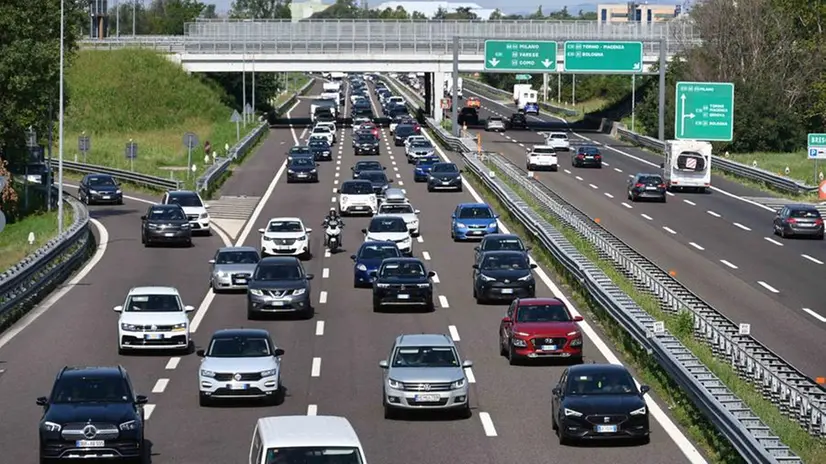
xmin=787 ymin=204 xmax=819 ymax=210
xmin=355 ymin=160 xmax=381 ymax=165
xmin=359 ymin=240 xmax=397 ymax=249
xmin=84 ymin=173 xmax=115 ymax=179
xmin=568 ymin=363 xmax=630 ymax=375
xmin=531 ymin=145 xmax=556 ymax=150
xmin=59 ymin=365 xmax=127 ymax=379
xmin=256 ymin=415 xmax=361 ymax=449
xmin=268 ymin=217 xmax=302 ymax=223
xmin=217 ymin=246 xmax=258 ymax=253
xmin=127 ymin=286 xmax=180 ymax=296
xmin=482 ymin=234 xmax=522 ymax=242
xmin=635 ymin=173 xmax=662 ymax=178
xmin=548 ymin=131 xmax=567 ymax=136
xmin=359 ymin=170 xmax=386 ymax=176
xmin=479 ymin=250 xmax=528 ymax=258
xmin=459 ymin=202 xmax=489 ymax=209
xmin=342 ymin=179 xmax=373 ymax=185
xmin=395 ymin=333 xmax=453 ymax=347
xmin=516 ymin=297 xmax=565 ymax=306
xmin=259 ymin=256 xmax=301 ymax=265
xmin=149 ymin=203 xmax=182 ymax=210
xmin=372 ymin=214 xmax=405 ymax=222
xmin=211 ymin=328 xmax=271 ymax=339
xmin=168 ymin=190 xmax=198 ymax=197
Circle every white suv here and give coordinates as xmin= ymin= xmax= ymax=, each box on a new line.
xmin=545 ymin=132 xmax=571 ymax=152
xmin=526 ymin=145 xmax=559 ymax=171
xmin=114 ymin=286 xmax=194 ymax=354
xmin=339 ymin=180 xmax=378 ymax=216
xmin=258 ymin=217 xmax=312 ymax=259
xmin=162 ymin=190 xmax=210 ymax=235
xmin=310 ymin=125 xmax=335 ymax=145
xmin=315 ymin=121 xmax=337 ymax=139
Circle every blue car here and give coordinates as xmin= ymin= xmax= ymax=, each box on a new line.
xmin=350 ymin=241 xmax=402 ymax=287
xmin=451 ymin=203 xmax=499 ymax=241
xmin=413 ymin=156 xmax=441 ymax=182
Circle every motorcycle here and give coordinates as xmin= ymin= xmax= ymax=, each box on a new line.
xmin=324 ymin=219 xmax=343 ymax=252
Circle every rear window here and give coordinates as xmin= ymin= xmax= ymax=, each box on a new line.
xmin=638 ymin=175 xmax=663 ymax=184
xmin=532 ymin=148 xmax=556 ymax=155
xmin=340 ymin=182 xmax=373 ymax=194
xmin=550 ymin=134 xmax=568 ymax=140
xmin=676 ymin=152 xmax=707 ymax=171
xmin=789 ymin=208 xmax=821 ymax=218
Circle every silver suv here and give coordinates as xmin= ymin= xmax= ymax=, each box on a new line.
xmin=379 ymin=333 xmax=472 ymax=419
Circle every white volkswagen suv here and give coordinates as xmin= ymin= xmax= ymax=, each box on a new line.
xmin=362 ymin=215 xmax=413 ymax=255
xmin=162 ymin=190 xmax=211 ymax=235
xmin=259 ymin=217 xmax=312 ymax=259
xmin=115 ymin=286 xmax=194 ymax=354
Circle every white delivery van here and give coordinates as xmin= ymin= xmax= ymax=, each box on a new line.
xmin=249 ymin=415 xmax=368 ymax=464
xmin=444 ymin=74 xmax=464 ymax=98
xmin=310 ymin=100 xmax=337 ymax=121
xmin=662 ymin=140 xmax=712 ymax=192
xmin=514 ymin=85 xmax=539 ymax=114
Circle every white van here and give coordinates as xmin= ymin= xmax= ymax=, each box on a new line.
xmin=249 ymin=415 xmax=368 ymax=464
xmin=662 ymin=140 xmax=712 ymax=193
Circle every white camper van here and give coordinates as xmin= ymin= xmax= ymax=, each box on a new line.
xmin=662 ymin=140 xmax=712 ymax=192
xmin=249 ymin=415 xmax=368 ymax=464
xmin=513 ymin=85 xmax=539 ymax=114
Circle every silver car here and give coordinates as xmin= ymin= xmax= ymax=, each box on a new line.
xmin=377 ymin=201 xmax=420 ymax=236
xmin=379 ymin=333 xmax=472 ymax=419
xmin=486 ymin=117 xmax=506 ymax=132
xmin=209 ymin=246 xmax=261 ymax=292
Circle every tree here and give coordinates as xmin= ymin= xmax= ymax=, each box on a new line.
xmin=489 ymin=9 xmax=504 ymax=20
xmin=231 ymin=0 xmax=292 ymax=19
xmin=201 ymin=3 xmax=217 ymax=18
xmin=411 ymin=11 xmax=426 ymax=20
xmin=310 ymin=0 xmax=361 ymax=19
xmin=146 ymin=0 xmax=206 ymax=35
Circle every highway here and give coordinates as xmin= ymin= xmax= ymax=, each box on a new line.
xmin=459 ymin=88 xmax=826 ymax=378
xmin=0 ymin=81 xmax=702 ymax=463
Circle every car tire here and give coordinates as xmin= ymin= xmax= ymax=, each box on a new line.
xmin=660 ymin=196 xmax=667 ymax=203
xmin=199 ymin=393 xmax=211 ymax=407
xmin=457 ymin=185 xmax=463 ymax=192
xmin=426 ymin=300 xmax=435 ymax=312
xmin=186 ymin=239 xmax=193 ymax=247
xmin=118 ymin=346 xmax=128 ymax=356
xmin=372 ymin=299 xmax=382 ymax=312
xmin=818 ymin=234 xmax=824 ymax=240
xmin=247 ymin=307 xmax=257 ymax=320
xmin=458 ymin=403 xmax=472 ymax=419
xmin=508 ymin=344 xmax=519 ymax=366
xmin=427 ymin=185 xmax=434 ymax=192
xmin=557 ymin=428 xmax=570 ymax=446
xmin=383 ymin=404 xmax=397 ymax=420
xmin=596 ymin=163 xmax=602 ymax=169
xmin=499 ymin=338 xmax=507 ymax=357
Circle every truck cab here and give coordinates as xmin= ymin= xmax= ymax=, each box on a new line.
xmin=662 ymin=140 xmax=712 ymax=193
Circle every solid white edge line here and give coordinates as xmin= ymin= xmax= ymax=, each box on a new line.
xmin=315 ymin=320 xmax=325 ymax=336
xmin=311 ymin=357 xmax=322 ymax=377
xmin=448 ymin=325 xmax=461 ymax=341
xmin=801 ymin=308 xmax=826 ymax=323
xmin=478 ymin=412 xmax=498 ymax=437
xmin=307 ymin=404 xmax=318 ymax=416
xmin=211 ymin=224 xmax=233 ymax=247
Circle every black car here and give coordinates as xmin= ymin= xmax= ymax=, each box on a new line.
xmin=308 ymin=139 xmax=332 ymax=161
xmin=426 ymin=162 xmax=463 ymax=192
xmin=509 ymin=112 xmax=527 ymax=129
xmin=472 ymin=250 xmax=537 ymax=303
xmin=357 ymin=170 xmax=392 ymax=195
xmin=352 ymin=101 xmax=371 ymax=115
xmin=458 ymin=108 xmax=479 ymax=126
xmin=353 ymin=132 xmax=380 ymax=155
xmin=627 ymin=173 xmax=667 ymax=203
xmin=286 ymin=157 xmax=319 ymax=183
xmin=37 ymin=366 xmax=148 ymax=461
xmin=288 ymin=146 xmax=313 ymax=158
xmin=314 ymin=108 xmax=335 ymax=122
xmin=393 ymin=124 xmax=418 ymax=146
xmin=773 ymin=204 xmax=825 ymax=239
xmin=552 ymin=364 xmax=651 ymax=445
xmin=351 ymin=160 xmax=385 ymax=178
xmin=247 ymin=256 xmax=314 ymax=319
xmin=572 ymin=146 xmax=603 ymax=168
xmin=78 ymin=173 xmax=123 ymax=205
xmin=370 ymin=257 xmax=436 ymax=312
xmin=140 ymin=204 xmax=192 ymax=247
xmin=474 ymin=234 xmax=529 ymax=264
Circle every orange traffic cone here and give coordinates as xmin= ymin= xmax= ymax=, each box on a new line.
xmin=819 ymin=180 xmax=826 ymax=200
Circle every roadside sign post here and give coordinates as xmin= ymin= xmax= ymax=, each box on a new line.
xmin=563 ymin=41 xmax=643 ymax=73
xmin=0 ymin=176 xmax=5 ymax=235
xmin=230 ymin=110 xmax=242 ymax=141
xmin=674 ymin=82 xmax=735 ymax=141
xmin=183 ymin=132 xmax=200 ymax=179
xmin=78 ymin=132 xmax=91 ymax=164
xmin=125 ymin=140 xmax=138 ymax=171
xmin=483 ymin=40 xmax=558 ymax=73
xmin=807 ymin=133 xmax=826 ymax=184
xmin=245 ymin=103 xmax=254 ymax=124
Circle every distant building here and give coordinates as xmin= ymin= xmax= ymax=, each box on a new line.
xmin=372 ymin=1 xmax=495 ymax=20
xmin=291 ymin=0 xmax=332 ymax=21
xmin=597 ymin=2 xmax=681 ymax=23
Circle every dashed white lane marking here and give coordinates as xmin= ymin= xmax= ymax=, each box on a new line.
xmin=563 ymin=169 xmax=572 ymax=174
xmin=416 ymin=235 xmax=424 ymax=243
xmin=439 ymin=295 xmax=450 ymax=308
xmin=322 ymin=268 xmax=330 ymax=278
xmin=720 ymin=259 xmax=738 ymax=269
xmin=764 ymin=237 xmax=784 ymax=247
xmin=143 ymin=404 xmax=156 ymax=420
xmin=802 ymin=308 xmax=826 ymax=323
xmin=391 ymin=160 xmax=397 ymax=166
xmin=479 ymin=412 xmax=498 ymax=437
xmin=395 ymin=173 xmax=401 ymax=178
xmin=307 ymin=404 xmax=318 ymax=416
xmin=666 ymin=191 xmax=675 ymax=196
xmin=621 ymin=202 xmax=633 ymax=209
xmin=706 ymin=210 xmax=721 ymax=218
xmin=324 ymin=249 xmax=331 ymax=258
xmin=332 ymin=188 xmax=337 ymax=193
xmin=733 ymin=222 xmax=751 ymax=231
xmin=334 ymin=180 xmax=339 ymax=185
xmin=641 ymin=214 xmax=653 ymax=221
xmin=663 ymin=226 xmax=676 ymax=234
xmin=589 ymin=183 xmax=598 ymax=189
xmin=336 ymin=160 xmax=341 ymax=165
xmin=393 ymin=166 xmax=399 ymax=171
xmin=614 ymin=167 xmax=623 ymax=173
xmin=311 ymin=357 xmax=322 ymax=377
xmin=330 ymin=196 xmax=336 ymax=203
xmin=319 ymin=291 xmax=328 ymax=304
xmin=683 ymin=199 xmax=696 ymax=206
xmin=689 ymin=242 xmax=705 ymax=251
xmin=399 ymin=180 xmax=404 ymax=186
xmin=431 ymin=272 xmax=440 ymax=283
xmin=422 ymin=251 xmax=431 ymax=260
xmin=448 ymin=325 xmax=461 ymax=341
xmin=464 ymin=367 xmax=476 ymax=383
xmin=575 ymin=176 xmax=583 ymax=181
xmin=604 ymin=192 xmax=614 ymax=198
xmin=801 ymin=254 xmax=824 ymax=265
xmin=757 ymin=281 xmax=780 ymax=293
xmin=152 ymin=379 xmax=169 ymax=393
xmin=165 ymin=357 xmax=180 ymax=370
xmin=315 ymin=320 xmax=325 ymax=336
xmin=602 ymin=162 xmax=610 ymax=166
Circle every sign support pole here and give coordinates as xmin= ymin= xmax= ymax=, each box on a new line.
xmin=187 ymin=144 xmax=193 ymax=179
xmin=451 ymin=35 xmax=459 ymax=137
xmin=543 ymin=73 xmax=548 ymax=102
xmin=631 ymin=74 xmax=636 ymax=133
xmin=557 ymin=73 xmax=561 ymax=103
xmin=658 ymin=38 xmax=666 ymax=141
xmin=242 ymin=48 xmax=247 ymax=127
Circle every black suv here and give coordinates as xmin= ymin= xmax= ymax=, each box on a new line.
xmin=247 ymin=256 xmax=315 ymax=320
xmin=458 ymin=108 xmax=479 ymax=126
xmin=353 ymin=132 xmax=380 ymax=155
xmin=37 ymin=366 xmax=148 ymax=461
xmin=509 ymin=112 xmax=527 ymax=129
xmin=141 ymin=203 xmax=192 ymax=247
xmin=370 ymin=257 xmax=435 ymax=312
xmin=78 ymin=173 xmax=123 ymax=205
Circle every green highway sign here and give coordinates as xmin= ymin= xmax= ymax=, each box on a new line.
xmin=563 ymin=41 xmax=643 ymax=73
xmin=515 ymin=74 xmax=532 ymax=80
xmin=484 ymin=40 xmax=558 ymax=72
xmin=674 ymin=82 xmax=735 ymax=141
xmin=808 ymin=133 xmax=826 ymax=160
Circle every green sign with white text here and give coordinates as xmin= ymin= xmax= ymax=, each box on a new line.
xmin=484 ymin=40 xmax=558 ymax=72
xmin=563 ymin=41 xmax=643 ymax=73
xmin=674 ymin=82 xmax=735 ymax=141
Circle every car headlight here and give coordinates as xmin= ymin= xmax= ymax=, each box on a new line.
xmin=479 ymin=274 xmax=495 ymax=282
xmin=147 ymin=224 xmax=158 ymax=230
xmin=200 ymin=213 xmax=209 ymax=219
xmin=416 ymin=283 xmax=431 ymax=288
xmin=260 ymin=369 xmax=278 ymax=378
xmin=172 ymin=322 xmax=187 ymax=331
xmin=215 ymin=271 xmax=226 ymax=278
xmin=119 ymin=420 xmax=138 ymax=431
xmin=377 ymin=283 xmax=390 ymax=288
xmin=181 ymin=223 xmax=191 ymax=228
xmin=89 ymin=190 xmax=98 ymax=194
xmin=341 ymin=196 xmax=349 ymax=205
xmin=630 ymin=406 xmax=647 ymax=416
xmin=249 ymin=289 xmax=264 ymax=296
xmin=455 ymin=222 xmax=466 ymax=229
xmin=512 ymin=338 xmax=527 ymax=347
xmin=298 ymin=235 xmax=307 ymax=241
xmin=42 ymin=421 xmax=62 ymax=432
xmin=569 ymin=337 xmax=583 ymax=347
xmin=311 ymin=169 xmax=317 ymax=173
xmin=451 ymin=379 xmax=466 ymax=389
xmin=292 ymin=288 xmax=306 ymax=296
xmin=115 ymin=189 xmax=122 ymax=194
xmin=387 ymin=379 xmax=402 ymax=389
xmin=488 ymin=222 xmax=498 ymax=228
xmin=121 ymin=323 xmax=138 ymax=331
xmin=200 ymin=369 xmax=216 ymax=378
xmin=287 ymin=169 xmax=295 ymax=174
xmin=517 ymin=274 xmax=533 ymax=282
xmin=356 ymin=264 xmax=368 ymax=271
xmin=262 ymin=236 xmax=273 ymax=241
xmin=564 ymin=408 xmax=583 ymax=417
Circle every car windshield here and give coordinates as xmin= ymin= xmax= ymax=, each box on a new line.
xmin=290 ymin=147 xmax=310 ymax=154
xmin=264 ymin=447 xmax=363 ymax=464
xmin=580 ymin=147 xmax=600 ymax=155
xmin=396 ymin=126 xmax=414 ymax=135
xmin=432 ymin=164 xmax=458 ymax=173
xmin=356 ymin=134 xmax=377 ymax=142
xmin=168 ymin=193 xmax=202 ymax=207
xmin=483 ymin=238 xmax=525 ymax=251
xmin=341 ymin=182 xmax=373 ymax=194
xmin=790 ymin=208 xmax=821 ymax=218
xmin=208 ymin=336 xmax=272 ymax=358
xmin=267 ymin=221 xmax=303 ymax=233
xmin=312 ymin=127 xmax=330 ymax=134
xmin=417 ymin=157 xmax=439 ymax=166
xmin=458 ymin=206 xmax=493 ymax=219
xmin=638 ymin=176 xmax=663 ymax=184
xmin=481 ymin=254 xmax=529 ymax=270
xmin=516 ymin=304 xmax=571 ymax=322
xmin=380 ymin=261 xmax=425 ymax=278
xmin=290 ymin=158 xmax=315 ymax=168
xmin=147 ymin=208 xmax=185 ymax=221
xmin=355 ymin=162 xmax=381 ymax=171
xmin=411 ymin=142 xmax=432 ymax=149
xmin=392 ymin=346 xmax=459 ymax=368
xmin=380 ymin=204 xmax=414 ymax=214
xmin=254 ymin=264 xmax=303 ymax=281
xmin=359 ymin=244 xmax=401 ymax=260
xmin=124 ymin=294 xmax=181 ymax=312
xmin=566 ymin=370 xmax=637 ymax=395
xmin=489 ymin=118 xmax=503 ymax=123
xmin=369 ymin=218 xmax=406 ymax=233
xmin=87 ymin=176 xmax=116 ymax=186
xmin=309 ymin=138 xmax=328 ymax=146
xmin=51 ymin=376 xmax=131 ymax=404
xmin=359 ymin=172 xmax=387 ymax=183
xmin=216 ymin=251 xmax=260 ymax=265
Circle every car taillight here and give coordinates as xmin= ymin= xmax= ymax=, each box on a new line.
xmin=787 ymin=218 xmax=797 ymax=223
xmin=816 ymin=218 xmax=824 ymax=225
xmin=594 ymin=155 xmax=601 ymax=159
xmin=658 ymin=184 xmax=665 ymax=188
xmin=634 ymin=183 xmax=644 ymax=188
xmin=576 ymin=154 xmax=584 ymax=159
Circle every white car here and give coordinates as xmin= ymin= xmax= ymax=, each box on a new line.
xmin=545 ymin=132 xmax=571 ymax=151
xmin=162 ymin=190 xmax=210 ymax=235
xmin=526 ymin=145 xmax=559 ymax=171
xmin=339 ymin=180 xmax=378 ymax=216
xmin=403 ymin=135 xmax=427 ymax=151
xmin=258 ymin=217 xmax=312 ymax=259
xmin=405 ymin=140 xmax=435 ymax=164
xmin=377 ymin=202 xmax=420 ymax=236
xmin=387 ymin=96 xmax=406 ymax=108
xmin=353 ymin=116 xmax=371 ymax=128
xmin=114 ymin=286 xmax=194 ymax=354
xmin=310 ymin=125 xmax=335 ymax=145
xmin=351 ymin=94 xmax=367 ymax=105
xmin=315 ymin=120 xmax=337 ymax=136
xmin=362 ymin=215 xmax=413 ymax=255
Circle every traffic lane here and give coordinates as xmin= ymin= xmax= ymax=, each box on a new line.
xmin=142 ymin=123 xmax=326 ymax=463
xmin=0 ymin=196 xmax=223 ymax=462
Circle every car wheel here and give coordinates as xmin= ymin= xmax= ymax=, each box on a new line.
xmin=508 ymin=344 xmax=519 ymax=365
xmin=383 ymin=404 xmax=397 ymax=420
xmin=557 ymin=427 xmax=570 ymax=446
xmin=118 ymin=346 xmax=128 ymax=356
xmin=552 ymin=408 xmax=558 ymax=430
xmin=186 ymin=239 xmax=193 ymax=247
xmin=199 ymin=393 xmax=211 ymax=407
xmin=427 ymin=185 xmax=433 ymax=192
xmin=457 ymin=185 xmax=463 ymax=192
xmin=661 ymin=196 xmax=667 ymax=203
xmin=372 ymin=299 xmax=382 ymax=312
xmin=818 ymin=234 xmax=824 ymax=240
xmin=247 ymin=307 xmax=257 ymax=320
xmin=499 ymin=337 xmax=507 ymax=357
xmin=596 ymin=163 xmax=602 ymax=169
xmin=426 ymin=300 xmax=435 ymax=312
xmin=458 ymin=403 xmax=472 ymax=419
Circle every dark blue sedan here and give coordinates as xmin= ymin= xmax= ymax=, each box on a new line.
xmin=350 ymin=241 xmax=402 ymax=288
xmin=413 ymin=156 xmax=441 ymax=182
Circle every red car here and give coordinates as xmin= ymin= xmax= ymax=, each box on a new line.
xmin=499 ymin=298 xmax=584 ymax=365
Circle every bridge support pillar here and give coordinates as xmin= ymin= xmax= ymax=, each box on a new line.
xmin=433 ymin=71 xmax=445 ymax=123
xmin=424 ymin=73 xmax=432 ymax=117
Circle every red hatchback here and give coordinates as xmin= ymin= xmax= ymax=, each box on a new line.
xmin=499 ymin=298 xmax=584 ymax=365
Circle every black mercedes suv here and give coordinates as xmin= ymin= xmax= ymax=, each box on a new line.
xmin=140 ymin=203 xmax=192 ymax=247
xmin=37 ymin=366 xmax=148 ymax=461
xmin=370 ymin=257 xmax=435 ymax=312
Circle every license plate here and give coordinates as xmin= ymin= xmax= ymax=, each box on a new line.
xmin=397 ymin=294 xmax=410 ymax=299
xmin=798 ymin=223 xmax=815 ymax=227
xmin=76 ymin=440 xmax=105 ymax=447
xmin=164 ymin=232 xmax=174 ymax=237
xmin=645 ymin=186 xmax=657 ymax=190
xmin=442 ymin=181 xmax=451 ymax=185
xmin=540 ymin=345 xmax=557 ymax=351
xmin=275 ymin=246 xmax=291 ymax=250
xmin=102 ymin=195 xmax=111 ymax=199
xmin=414 ymin=394 xmax=440 ymax=402
xmin=469 ymin=231 xmax=483 ymax=235
xmin=145 ymin=334 xmax=162 ymax=340
xmin=235 ymin=279 xmax=247 ymax=284
xmin=298 ymin=173 xmax=307 ymax=177
xmin=228 ymin=383 xmax=249 ymax=390
xmin=500 ymin=288 xmax=513 ymax=294
xmin=270 ymin=301 xmax=285 ymax=306
xmin=596 ymin=425 xmax=618 ymax=433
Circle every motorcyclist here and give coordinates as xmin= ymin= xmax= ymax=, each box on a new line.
xmin=322 ymin=208 xmax=344 ymax=247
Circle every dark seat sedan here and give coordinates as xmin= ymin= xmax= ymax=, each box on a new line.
xmin=627 ymin=173 xmax=666 ymax=203
xmin=572 ymin=146 xmax=603 ymax=168
xmin=141 ymin=204 xmax=192 ymax=247
xmin=351 ymin=160 xmax=385 ymax=179
xmin=393 ymin=124 xmax=419 ymax=146
xmin=308 ymin=139 xmax=332 ymax=161
xmin=286 ymin=157 xmax=319 ymax=183
xmin=353 ymin=132 xmax=380 ymax=155
xmin=357 ymin=170 xmax=393 ymax=195
xmin=472 ymin=250 xmax=537 ymax=303
xmin=370 ymin=257 xmax=436 ymax=312
xmin=773 ymin=204 xmax=824 ymax=239
xmin=427 ymin=162 xmax=462 ymax=192
xmin=78 ymin=173 xmax=123 ymax=205
xmin=474 ymin=234 xmax=529 ymax=264
xmin=509 ymin=112 xmax=528 ymax=129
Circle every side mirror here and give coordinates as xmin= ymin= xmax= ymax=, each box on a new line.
xmin=305 ymin=228 xmax=313 ymax=233
xmin=184 ymin=305 xmax=195 ymax=312
xmin=350 ymin=166 xmax=355 ymax=170
xmin=525 ymin=246 xmax=532 ymax=251
xmin=552 ymin=387 xmax=562 ymax=396
xmin=135 ymin=395 xmax=148 ymax=405
xmin=274 ymin=348 xmax=285 ymax=357
xmin=361 ymin=228 xmax=367 ymax=234
xmin=573 ymin=315 xmax=584 ymax=322
xmin=462 ymin=360 xmax=473 ymax=368
xmin=379 ymin=360 xmax=389 ymax=369
xmin=501 ymin=316 xmax=512 ymax=324
xmin=350 ymin=254 xmax=357 ymax=261
xmin=208 ymin=259 xmax=215 ymax=264
xmin=427 ymin=271 xmax=436 ymax=277
xmin=474 ymin=246 xmax=480 ymax=251
xmin=530 ymin=264 xmax=538 ymax=269
xmin=36 ymin=397 xmax=48 ymax=406
xmin=113 ymin=305 xmax=123 ymax=312
xmin=204 ymin=204 xmax=210 ymax=209
xmin=368 ymin=270 xmax=377 ymax=277
xmin=494 ymin=214 xmax=500 ymax=219
xmin=414 ymin=210 xmax=421 ymax=215
xmin=140 ymin=215 xmax=147 ymax=221
xmin=388 ymin=179 xmax=394 ymax=183
xmin=640 ymin=385 xmax=650 ymax=395
xmin=196 ymin=349 xmax=206 ymax=357
xmin=451 ymin=214 xmax=456 ymax=219
xmin=459 ymin=169 xmax=464 ymax=173
xmin=258 ymin=228 xmax=265 ymax=234
xmin=383 ymin=166 xmax=387 ymax=170
xmin=472 ymin=264 xmax=479 ymax=269
xmin=305 ymin=274 xmax=314 ymax=280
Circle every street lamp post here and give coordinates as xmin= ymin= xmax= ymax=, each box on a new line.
xmin=58 ymin=0 xmax=65 ymax=234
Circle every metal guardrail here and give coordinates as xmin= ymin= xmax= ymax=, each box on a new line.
xmin=387 ymin=75 xmax=822 ymax=462
xmin=0 ymin=189 xmax=93 ymax=326
xmin=49 ymin=159 xmax=181 ymax=190
xmin=194 ymin=77 xmax=316 ymax=194
xmin=462 ymin=79 xmax=818 ymax=195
